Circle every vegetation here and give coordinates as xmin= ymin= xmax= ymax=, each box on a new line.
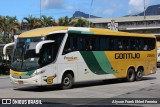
xmin=0 ymin=61 xmax=10 ymax=75
xmin=0 ymin=15 xmax=91 ymax=44
xmin=0 ymin=15 xmax=90 ymax=39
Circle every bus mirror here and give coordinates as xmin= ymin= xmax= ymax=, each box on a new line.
xmin=35 ymin=40 xmax=54 ymax=54
xmin=3 ymin=42 xmax=15 ymax=55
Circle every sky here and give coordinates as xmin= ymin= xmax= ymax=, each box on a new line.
xmin=0 ymin=0 xmax=159 ymax=21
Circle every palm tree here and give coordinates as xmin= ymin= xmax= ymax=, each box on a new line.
xmin=58 ymin=16 xmax=71 ymax=26
xmin=41 ymin=15 xmax=57 ymax=27
xmin=70 ymin=17 xmax=89 ymax=27
xmin=22 ymin=15 xmax=42 ymax=30
xmin=0 ymin=16 xmax=3 ymax=34
xmin=0 ymin=16 xmax=20 ymax=40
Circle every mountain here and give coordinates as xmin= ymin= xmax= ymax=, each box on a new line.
xmin=138 ymin=4 xmax=160 ymax=16
xmin=72 ymin=11 xmax=101 ymax=18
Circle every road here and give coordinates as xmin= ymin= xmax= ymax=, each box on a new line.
xmin=0 ymin=69 xmax=160 ymax=106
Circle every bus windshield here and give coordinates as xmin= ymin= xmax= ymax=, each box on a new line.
xmin=11 ymin=33 xmax=65 ymax=72
xmin=11 ymin=37 xmax=44 ymax=71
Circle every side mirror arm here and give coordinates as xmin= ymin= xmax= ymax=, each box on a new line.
xmin=35 ymin=40 xmax=54 ymax=54
xmin=3 ymin=42 xmax=15 ymax=55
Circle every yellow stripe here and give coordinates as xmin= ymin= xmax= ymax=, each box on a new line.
xmin=10 ymin=70 xmax=23 ymax=76
xmin=90 ymin=28 xmax=155 ymax=38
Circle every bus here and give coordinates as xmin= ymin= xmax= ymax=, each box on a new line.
xmin=3 ymin=27 xmax=157 ymax=89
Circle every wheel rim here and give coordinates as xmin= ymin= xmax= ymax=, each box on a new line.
xmin=63 ymin=77 xmax=70 ymax=86
xmin=137 ymin=70 xmax=142 ymax=78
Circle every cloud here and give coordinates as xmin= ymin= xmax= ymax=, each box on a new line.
xmin=128 ymin=0 xmax=151 ymax=14
xmin=66 ymin=6 xmax=74 ymax=10
xmin=103 ymin=9 xmax=114 ymax=15
xmin=42 ymin=0 xmax=65 ymax=9
xmin=93 ymin=0 xmax=123 ymax=16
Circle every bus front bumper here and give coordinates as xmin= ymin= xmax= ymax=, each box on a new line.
xmin=10 ymin=75 xmax=42 ymax=86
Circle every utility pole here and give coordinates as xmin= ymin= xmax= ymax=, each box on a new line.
xmin=144 ymin=0 xmax=146 ymax=20
xmin=89 ymin=0 xmax=93 ymax=28
xmin=40 ymin=0 xmax=42 ymax=19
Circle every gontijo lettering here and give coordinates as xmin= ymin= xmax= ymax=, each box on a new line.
xmin=115 ymin=53 xmax=140 ymax=59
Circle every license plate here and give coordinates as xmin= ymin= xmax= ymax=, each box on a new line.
xmin=18 ymin=81 xmax=23 ymax=85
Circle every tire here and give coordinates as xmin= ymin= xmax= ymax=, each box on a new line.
xmin=60 ymin=74 xmax=73 ymax=90
xmin=135 ymin=69 xmax=143 ymax=81
xmin=126 ymin=68 xmax=135 ymax=82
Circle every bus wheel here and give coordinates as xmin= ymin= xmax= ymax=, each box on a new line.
xmin=60 ymin=73 xmax=73 ymax=90
xmin=135 ymin=69 xmax=143 ymax=81
xmin=126 ymin=68 xmax=135 ymax=82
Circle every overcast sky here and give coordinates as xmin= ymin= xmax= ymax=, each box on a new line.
xmin=0 ymin=0 xmax=159 ymax=21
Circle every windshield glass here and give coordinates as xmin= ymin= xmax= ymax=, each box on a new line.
xmin=11 ymin=37 xmax=44 ymax=71
xmin=11 ymin=33 xmax=65 ymax=72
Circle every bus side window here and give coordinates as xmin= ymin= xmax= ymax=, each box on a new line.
xmin=109 ymin=39 xmax=114 ymax=50
xmin=135 ymin=39 xmax=141 ymax=50
xmin=117 ymin=39 xmax=123 ymax=50
xmin=78 ymin=36 xmax=84 ymax=50
xmin=63 ymin=36 xmax=71 ymax=54
xmin=39 ymin=43 xmax=54 ymax=66
xmin=148 ymin=38 xmax=156 ymax=50
xmin=100 ymin=37 xmax=107 ymax=51
xmin=95 ymin=36 xmax=100 ymax=51
xmin=143 ymin=39 xmax=148 ymax=50
xmin=68 ymin=35 xmax=78 ymax=51
xmin=123 ymin=39 xmax=129 ymax=50
xmin=63 ymin=34 xmax=78 ymax=54
xmin=85 ymin=35 xmax=95 ymax=51
xmin=130 ymin=38 xmax=138 ymax=50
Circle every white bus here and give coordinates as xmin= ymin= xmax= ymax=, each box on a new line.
xmin=3 ymin=27 xmax=157 ymax=89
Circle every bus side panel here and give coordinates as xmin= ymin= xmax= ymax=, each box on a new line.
xmin=74 ymin=52 xmax=94 ymax=82
xmin=40 ymin=64 xmax=58 ymax=85
xmin=79 ymin=51 xmax=116 ymax=80
xmin=147 ymin=49 xmax=157 ymax=75
xmin=104 ymin=50 xmax=156 ymax=78
xmin=57 ymin=63 xmax=77 ymax=84
xmin=104 ymin=51 xmax=134 ymax=78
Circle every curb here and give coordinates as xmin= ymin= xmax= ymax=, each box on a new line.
xmin=0 ymin=76 xmax=9 ymax=79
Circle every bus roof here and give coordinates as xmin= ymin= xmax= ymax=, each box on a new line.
xmin=19 ymin=26 xmax=68 ymax=38
xmin=19 ymin=26 xmax=155 ymax=38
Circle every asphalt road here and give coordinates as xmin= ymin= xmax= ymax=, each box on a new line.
xmin=0 ymin=69 xmax=160 ymax=106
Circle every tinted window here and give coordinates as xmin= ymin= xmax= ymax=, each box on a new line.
xmin=63 ymin=33 xmax=156 ymax=54
xmin=45 ymin=33 xmax=65 ymax=62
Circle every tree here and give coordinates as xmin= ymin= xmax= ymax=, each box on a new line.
xmin=22 ymin=15 xmax=42 ymax=30
xmin=41 ymin=15 xmax=57 ymax=27
xmin=70 ymin=17 xmax=90 ymax=27
xmin=0 ymin=16 xmax=20 ymax=40
xmin=58 ymin=16 xmax=71 ymax=26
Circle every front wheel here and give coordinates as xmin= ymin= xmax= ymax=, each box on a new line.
xmin=60 ymin=74 xmax=73 ymax=90
xmin=126 ymin=68 xmax=135 ymax=82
